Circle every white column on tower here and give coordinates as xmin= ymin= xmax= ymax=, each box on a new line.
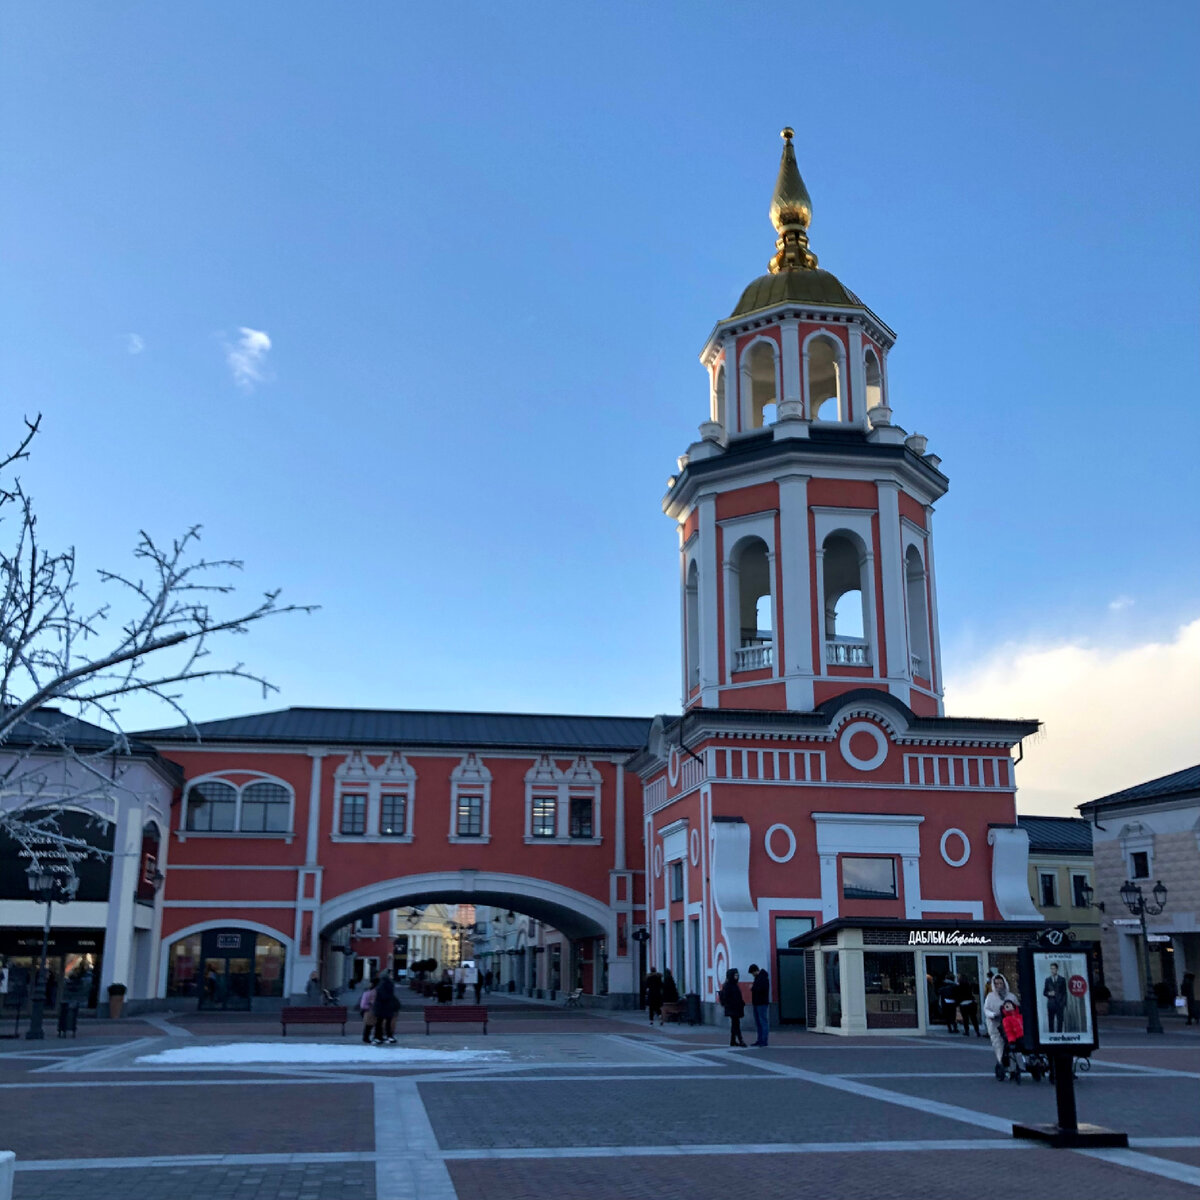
xmin=848 ymin=327 xmax=867 ymax=426
xmin=780 ymin=318 xmax=801 ymax=405
xmin=721 ymin=334 xmax=740 ymax=433
xmin=925 ymin=504 xmax=945 ymax=712
xmin=875 ymin=480 xmax=909 ymax=699
xmin=778 ymin=473 xmax=814 ymax=709
xmin=697 ymin=493 xmax=721 ymax=705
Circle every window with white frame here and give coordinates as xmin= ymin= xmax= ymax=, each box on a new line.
xmin=183 ymin=775 xmax=294 ymax=835
xmin=569 ymin=795 xmax=594 ymax=838
xmin=380 ymin=793 xmax=407 ymax=837
xmin=1038 ymin=871 xmax=1059 ymax=908
xmin=1119 ymin=822 xmax=1154 ymax=881
xmin=340 ymin=793 xmax=367 ymax=835
xmin=669 ymin=860 xmax=684 ymax=902
xmin=333 ymin=751 xmax=417 ymax=841
xmin=1131 ymin=850 xmax=1150 ymax=879
xmin=532 ymin=795 xmax=556 ymax=838
xmin=449 ymin=754 xmax=492 ymax=843
xmin=1071 ymin=873 xmax=1091 ymax=909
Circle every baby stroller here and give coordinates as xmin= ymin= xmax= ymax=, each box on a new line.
xmin=1024 ymin=1050 xmax=1091 ymax=1082
xmin=998 ymin=1001 xmax=1029 ymax=1084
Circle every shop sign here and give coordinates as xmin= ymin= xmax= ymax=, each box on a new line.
xmin=0 ymin=812 xmax=114 ymax=901
xmin=1111 ymin=918 xmax=1141 ymax=927
xmin=1146 ymin=934 xmax=1171 ymax=944
xmin=908 ymin=930 xmax=992 ymax=946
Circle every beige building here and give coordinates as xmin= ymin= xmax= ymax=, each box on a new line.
xmin=1019 ymin=815 xmax=1100 ymax=946
xmin=1079 ymin=764 xmax=1200 ymax=1015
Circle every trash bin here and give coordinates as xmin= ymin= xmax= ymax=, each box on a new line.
xmin=685 ymin=993 xmax=702 ymax=1026
xmin=57 ymin=1002 xmax=79 ymax=1038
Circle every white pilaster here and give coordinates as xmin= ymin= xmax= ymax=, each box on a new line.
xmin=722 ymin=334 xmax=740 ymax=433
xmin=848 ymin=326 xmax=866 ymax=426
xmin=925 ymin=505 xmax=945 ymax=711
xmin=875 ymin=481 xmax=908 ymax=686
xmin=614 ymin=760 xmax=626 ymax=870
xmin=780 ymin=318 xmax=801 ymax=404
xmin=101 ymin=803 xmax=143 ymax=996
xmin=697 ymin=494 xmax=721 ymax=704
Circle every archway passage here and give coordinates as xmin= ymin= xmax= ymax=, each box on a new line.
xmin=318 ymin=870 xmax=631 ymax=1004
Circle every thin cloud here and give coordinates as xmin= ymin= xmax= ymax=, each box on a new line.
xmin=225 ymin=327 xmax=272 ymax=390
xmin=1108 ymin=595 xmax=1135 ymax=612
xmin=944 ymin=618 xmax=1200 ymax=816
xmin=126 ymin=333 xmax=145 ymax=355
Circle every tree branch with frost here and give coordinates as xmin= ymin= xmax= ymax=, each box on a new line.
xmin=0 ymin=416 xmax=315 ymax=862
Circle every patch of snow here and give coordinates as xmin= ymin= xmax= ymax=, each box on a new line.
xmin=136 ymin=1042 xmax=508 ymax=1066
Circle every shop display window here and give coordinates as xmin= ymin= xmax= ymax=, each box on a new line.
xmin=864 ymin=950 xmax=918 ymax=1028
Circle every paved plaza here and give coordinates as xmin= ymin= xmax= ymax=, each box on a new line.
xmin=2 ymin=1002 xmax=1198 ymax=1199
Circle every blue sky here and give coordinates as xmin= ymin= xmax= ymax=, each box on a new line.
xmin=2 ymin=4 xmax=1197 ymax=810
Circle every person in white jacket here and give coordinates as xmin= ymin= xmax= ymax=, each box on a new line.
xmin=983 ymin=972 xmax=1019 ymax=1075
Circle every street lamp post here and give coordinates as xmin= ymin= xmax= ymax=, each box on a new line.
xmin=1119 ymin=879 xmax=1168 ymax=1035
xmin=24 ymin=865 xmax=79 ymax=1041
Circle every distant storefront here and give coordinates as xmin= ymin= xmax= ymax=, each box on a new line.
xmin=165 ymin=927 xmax=288 ymax=1010
xmin=785 ymin=919 xmax=1057 ymax=1034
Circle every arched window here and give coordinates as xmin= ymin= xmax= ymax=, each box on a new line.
xmin=185 ymin=780 xmax=237 ymax=832
xmin=823 ymin=533 xmax=870 ymax=666
xmin=743 ymin=341 xmax=779 ymax=429
xmin=807 ymin=334 xmax=843 ymax=421
xmin=905 ymin=544 xmax=931 ymax=679
xmin=865 ymin=349 xmax=882 ymax=410
xmin=183 ymin=775 xmax=294 ymax=835
xmin=713 ymin=364 xmax=726 ymax=428
xmin=685 ymin=559 xmax=700 ymax=691
xmin=732 ymin=536 xmax=772 ymax=671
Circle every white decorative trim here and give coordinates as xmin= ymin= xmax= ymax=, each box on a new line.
xmin=689 ymin=827 xmax=700 ymax=866
xmin=920 ymin=898 xmax=984 ymax=920
xmin=987 ymin=826 xmax=1043 ymax=921
xmin=939 ymin=828 xmax=970 ymax=867
xmin=764 ymin=823 xmax=797 ymax=864
xmin=331 ymin=751 xmax=416 ymax=842
xmin=449 ymin=754 xmax=492 ymax=844
xmin=652 ymin=844 xmax=664 ymax=878
xmin=839 ymin=721 xmax=889 ymax=771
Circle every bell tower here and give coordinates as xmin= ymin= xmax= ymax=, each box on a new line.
xmin=667 ymin=129 xmax=948 ymax=717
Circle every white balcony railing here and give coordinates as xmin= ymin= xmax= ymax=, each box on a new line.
xmin=909 ymin=653 xmax=924 ymax=678
xmin=826 ymin=639 xmax=871 ymax=667
xmin=733 ymin=642 xmax=773 ymax=672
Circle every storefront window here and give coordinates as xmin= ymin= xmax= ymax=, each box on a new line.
xmin=255 ymin=935 xmax=286 ymax=997
xmin=864 ymin=951 xmax=918 ymax=1028
xmin=167 ymin=934 xmax=203 ymax=996
xmin=824 ymin=950 xmax=841 ymax=1027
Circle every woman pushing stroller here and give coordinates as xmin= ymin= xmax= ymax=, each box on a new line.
xmin=983 ymin=972 xmax=1022 ymax=1080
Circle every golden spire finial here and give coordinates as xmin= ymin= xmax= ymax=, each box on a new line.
xmin=769 ymin=126 xmax=818 ymax=274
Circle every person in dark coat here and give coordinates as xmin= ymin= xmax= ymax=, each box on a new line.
xmin=643 ymin=967 xmax=664 ymax=1025
xmin=720 ymin=968 xmax=747 ymax=1047
xmin=372 ymin=969 xmax=400 ymax=1044
xmin=748 ymin=963 xmax=770 ymax=1046
xmin=1181 ymin=972 xmax=1196 ymax=1026
xmin=956 ymin=973 xmax=981 ymax=1036
xmin=662 ymin=969 xmax=680 ymax=1004
xmin=937 ymin=974 xmax=960 ymax=1033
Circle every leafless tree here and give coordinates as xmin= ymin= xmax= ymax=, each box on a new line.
xmin=0 ymin=415 xmax=313 ymax=867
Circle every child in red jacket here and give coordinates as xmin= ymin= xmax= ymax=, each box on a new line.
xmin=1001 ymin=1000 xmax=1027 ymax=1083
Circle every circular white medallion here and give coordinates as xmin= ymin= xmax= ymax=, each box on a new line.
xmin=690 ymin=828 xmax=700 ymax=866
xmin=840 ymin=721 xmax=889 ymax=771
xmin=939 ymin=828 xmax=970 ymax=867
xmin=764 ymin=823 xmax=797 ymax=864
xmin=653 ymin=844 xmax=663 ymax=877
xmin=667 ymin=744 xmax=680 ymax=786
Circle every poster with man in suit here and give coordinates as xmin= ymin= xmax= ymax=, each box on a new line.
xmin=1033 ymin=952 xmax=1093 ymax=1047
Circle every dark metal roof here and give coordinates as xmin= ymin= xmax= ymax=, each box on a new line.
xmin=1079 ymin=763 xmax=1200 ymax=812
xmin=137 ymin=706 xmax=654 ymax=753
xmin=1 ymin=707 xmax=183 ymax=783
xmin=1018 ymin=815 xmax=1093 ymax=856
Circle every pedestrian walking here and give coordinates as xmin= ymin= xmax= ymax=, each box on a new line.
xmin=938 ymin=974 xmax=960 ymax=1033
xmin=484 ymin=968 xmax=494 ymax=995
xmin=748 ymin=963 xmax=770 ymax=1046
xmin=467 ymin=962 xmax=482 ymax=1004
xmin=956 ymin=973 xmax=982 ymax=1036
xmin=720 ymin=968 xmax=747 ymax=1047
xmin=360 ymin=979 xmax=378 ymax=1044
xmin=454 ymin=966 xmax=467 ymax=1001
xmin=983 ymin=972 xmax=1019 ymax=1079
xmin=1182 ymin=972 xmax=1196 ymax=1026
xmin=372 ymin=969 xmax=400 ymax=1044
xmin=643 ymin=966 xmax=664 ymax=1025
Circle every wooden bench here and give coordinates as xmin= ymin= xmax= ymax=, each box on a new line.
xmin=280 ymin=1005 xmax=348 ymax=1036
xmin=563 ymin=988 xmax=584 ymax=1008
xmin=661 ymin=1000 xmax=688 ymax=1024
xmin=424 ymin=1005 xmax=488 ymax=1035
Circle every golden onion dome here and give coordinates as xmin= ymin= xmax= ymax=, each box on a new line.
xmin=731 ymin=268 xmax=861 ymax=318
xmin=729 ymin=128 xmax=861 ymax=318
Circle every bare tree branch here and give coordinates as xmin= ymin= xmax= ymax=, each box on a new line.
xmin=0 ymin=416 xmax=315 ymax=862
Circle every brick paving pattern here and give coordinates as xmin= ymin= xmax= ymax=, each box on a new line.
xmin=447 ymin=1150 xmax=1200 ymax=1200
xmin=13 ymin=1162 xmax=376 ymax=1200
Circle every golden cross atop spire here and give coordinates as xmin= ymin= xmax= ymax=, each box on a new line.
xmin=768 ymin=127 xmax=818 ymax=274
